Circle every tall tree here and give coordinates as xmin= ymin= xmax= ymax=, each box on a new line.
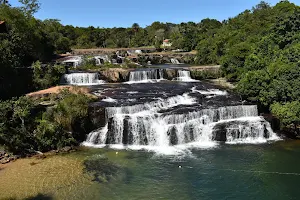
xmin=18 ymin=0 xmax=40 ymax=16
xmin=132 ymin=23 xmax=140 ymax=34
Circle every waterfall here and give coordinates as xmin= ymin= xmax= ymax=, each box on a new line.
xmin=171 ymin=58 xmax=180 ymax=64
xmin=84 ymin=94 xmax=279 ymax=151
xmin=174 ymin=70 xmax=199 ymax=82
xmin=94 ymin=55 xmax=110 ymax=65
xmin=62 ymin=73 xmax=105 ymax=86
xmin=127 ymin=69 xmax=164 ymax=83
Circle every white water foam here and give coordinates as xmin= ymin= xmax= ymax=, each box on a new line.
xmin=126 ymin=69 xmax=164 ymax=84
xmin=83 ymin=92 xmax=279 ymax=155
xmin=191 ymin=86 xmax=228 ymax=97
xmin=126 ymin=91 xmax=139 ymax=94
xmin=171 ymin=58 xmax=181 ymax=65
xmin=102 ymin=97 xmax=118 ymax=103
xmin=62 ymin=73 xmax=105 ymax=86
xmin=174 ymin=70 xmax=199 ymax=82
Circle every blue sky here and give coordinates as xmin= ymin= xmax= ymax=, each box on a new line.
xmin=9 ymin=0 xmax=300 ymax=27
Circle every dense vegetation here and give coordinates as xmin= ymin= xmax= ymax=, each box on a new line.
xmin=194 ymin=1 xmax=300 ymax=135
xmin=0 ymin=90 xmax=95 ymax=155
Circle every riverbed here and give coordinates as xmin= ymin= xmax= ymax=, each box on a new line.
xmin=1 ymin=141 xmax=300 ymax=200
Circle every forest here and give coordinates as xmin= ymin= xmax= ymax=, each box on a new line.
xmin=1 ymin=0 xmax=300 ymax=155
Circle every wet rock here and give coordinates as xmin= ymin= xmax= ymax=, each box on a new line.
xmin=1 ymin=159 xmax=10 ymax=164
xmin=60 ymin=146 xmax=72 ymax=153
xmin=35 ymin=154 xmax=46 ymax=159
xmin=122 ymin=117 xmax=130 ymax=145
xmin=89 ymin=105 xmax=106 ymax=129
xmin=212 ymin=123 xmax=227 ymax=141
xmin=164 ymin=69 xmax=177 ymax=80
xmin=168 ymin=126 xmax=179 ymax=145
xmin=106 ymin=118 xmax=117 ymax=144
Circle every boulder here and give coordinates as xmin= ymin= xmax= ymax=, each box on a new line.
xmin=99 ymin=68 xmax=130 ymax=82
xmin=60 ymin=146 xmax=72 ymax=153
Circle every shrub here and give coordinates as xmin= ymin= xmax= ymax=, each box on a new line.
xmin=0 ymin=91 xmax=95 ymax=155
xmin=32 ymin=61 xmax=66 ymax=90
xmin=190 ymin=70 xmax=221 ymax=80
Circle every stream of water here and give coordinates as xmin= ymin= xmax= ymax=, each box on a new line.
xmin=1 ymin=142 xmax=300 ymax=200
xmin=1 ymin=68 xmax=299 ymax=200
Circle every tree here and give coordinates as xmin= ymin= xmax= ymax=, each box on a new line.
xmin=271 ymin=101 xmax=300 ymax=133
xmin=237 ymin=70 xmax=271 ymax=104
xmin=32 ymin=61 xmax=65 ymax=90
xmin=252 ymin=1 xmax=270 ymax=12
xmin=132 ymin=23 xmax=140 ymax=34
xmin=18 ymin=0 xmax=40 ymax=16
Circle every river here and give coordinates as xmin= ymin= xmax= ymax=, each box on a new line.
xmin=1 ymin=141 xmax=300 ymax=200
xmin=1 ymin=68 xmax=299 ymax=200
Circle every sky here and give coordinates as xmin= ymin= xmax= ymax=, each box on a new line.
xmin=9 ymin=0 xmax=300 ymax=28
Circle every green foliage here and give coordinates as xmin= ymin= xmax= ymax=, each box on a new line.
xmin=34 ymin=120 xmax=76 ymax=152
xmin=0 ymin=4 xmax=57 ymax=99
xmin=0 ymin=92 xmax=95 ymax=154
xmin=0 ymin=97 xmax=37 ymax=154
xmin=46 ymin=90 xmax=94 ymax=141
xmin=18 ymin=0 xmax=40 ymax=16
xmin=237 ymin=70 xmax=271 ymax=104
xmin=271 ymin=101 xmax=300 ymax=130
xmin=190 ymin=70 xmax=221 ymax=80
xmin=32 ymin=61 xmax=66 ymax=90
xmin=219 ymin=1 xmax=300 ymax=132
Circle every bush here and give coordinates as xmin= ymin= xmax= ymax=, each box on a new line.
xmin=0 ymin=91 xmax=95 ymax=155
xmin=190 ymin=70 xmax=221 ymax=80
xmin=45 ymin=90 xmax=95 ymax=141
xmin=32 ymin=61 xmax=66 ymax=90
xmin=271 ymin=101 xmax=300 ymax=134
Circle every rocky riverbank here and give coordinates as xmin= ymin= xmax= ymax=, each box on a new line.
xmin=0 ymin=146 xmax=77 ymax=165
xmin=0 ymin=151 xmax=19 ymax=165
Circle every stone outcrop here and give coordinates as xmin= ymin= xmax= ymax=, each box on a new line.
xmin=98 ymin=68 xmax=131 ymax=82
xmin=94 ymin=66 xmax=220 ymax=83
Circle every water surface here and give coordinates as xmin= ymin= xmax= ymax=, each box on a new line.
xmin=1 ymin=141 xmax=300 ymax=200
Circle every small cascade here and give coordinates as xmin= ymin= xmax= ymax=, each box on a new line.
xmin=171 ymin=58 xmax=180 ymax=64
xmin=127 ymin=69 xmax=164 ymax=83
xmin=62 ymin=73 xmax=105 ymax=86
xmin=84 ymin=93 xmax=279 ymax=151
xmin=94 ymin=55 xmax=110 ymax=65
xmin=174 ymin=70 xmax=199 ymax=82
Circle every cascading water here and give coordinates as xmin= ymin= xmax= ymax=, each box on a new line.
xmin=127 ymin=69 xmax=164 ymax=83
xmin=62 ymin=73 xmax=105 ymax=86
xmin=94 ymin=55 xmax=110 ymax=65
xmin=174 ymin=70 xmax=199 ymax=82
xmin=171 ymin=58 xmax=181 ymax=64
xmin=84 ymin=93 xmax=279 ymax=152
